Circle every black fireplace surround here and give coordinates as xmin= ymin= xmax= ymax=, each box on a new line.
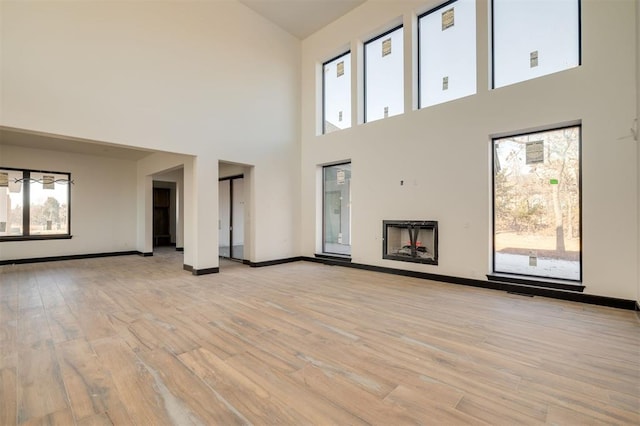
xmin=382 ymin=220 xmax=438 ymax=265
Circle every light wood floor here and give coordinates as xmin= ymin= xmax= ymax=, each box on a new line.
xmin=1 ymin=248 xmax=639 ymax=425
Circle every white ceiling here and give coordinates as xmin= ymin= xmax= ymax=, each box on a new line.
xmin=238 ymin=0 xmax=366 ymax=39
xmin=0 ymin=127 xmax=153 ymax=161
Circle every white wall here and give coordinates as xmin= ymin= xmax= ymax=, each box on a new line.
xmin=0 ymin=145 xmax=137 ymax=260
xmin=220 ymin=163 xmax=247 ymax=179
xmin=0 ymin=0 xmax=301 ymax=265
xmin=301 ymin=0 xmax=638 ymax=300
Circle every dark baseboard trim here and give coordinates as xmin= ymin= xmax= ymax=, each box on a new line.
xmin=0 ymin=250 xmax=139 ymax=266
xmin=315 ymin=253 xmax=352 ymax=262
xmin=245 ymin=257 xmax=303 ymax=268
xmin=176 ymin=247 xmax=184 ymax=252
xmin=487 ymin=273 xmax=584 ymax=292
xmin=636 ymin=301 xmax=640 ymax=312
xmin=306 ymin=255 xmax=352 ymax=267
xmin=192 ymin=267 xmax=219 ymax=275
xmin=301 ymin=257 xmax=636 ymax=311
xmin=0 ymin=234 xmax=73 ymax=242
xmin=138 ymin=252 xmax=153 ymax=257
xmin=183 ymin=264 xmax=218 ymax=275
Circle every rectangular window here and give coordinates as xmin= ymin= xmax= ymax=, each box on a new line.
xmin=323 ymin=163 xmax=351 ymax=256
xmin=364 ymin=25 xmax=404 ymax=123
xmin=323 ymin=52 xmax=351 ymax=134
xmin=493 ymin=126 xmax=581 ymax=282
xmin=419 ymin=0 xmax=476 ymax=108
xmin=0 ymin=168 xmax=71 ymax=240
xmin=492 ymin=0 xmax=580 ymax=88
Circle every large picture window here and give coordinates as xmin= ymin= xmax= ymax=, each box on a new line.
xmin=364 ymin=25 xmax=404 ymax=123
xmin=492 ymin=0 xmax=580 ymax=88
xmin=0 ymin=168 xmax=71 ymax=240
xmin=323 ymin=52 xmax=352 ymax=134
xmin=323 ymin=163 xmax=351 ymax=256
xmin=493 ymin=126 xmax=581 ymax=282
xmin=419 ymin=0 xmax=476 ymax=108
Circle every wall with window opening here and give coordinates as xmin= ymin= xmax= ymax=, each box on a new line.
xmin=301 ymin=0 xmax=638 ymax=300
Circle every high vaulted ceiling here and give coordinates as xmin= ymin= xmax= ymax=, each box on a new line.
xmin=238 ymin=0 xmax=366 ymax=39
xmin=1 ymin=1 xmax=367 ymax=157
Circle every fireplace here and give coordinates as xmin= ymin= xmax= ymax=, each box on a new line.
xmin=382 ymin=220 xmax=438 ymax=265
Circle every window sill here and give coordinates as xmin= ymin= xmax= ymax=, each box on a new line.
xmin=0 ymin=235 xmax=73 ymax=242
xmin=487 ymin=273 xmax=584 ymax=292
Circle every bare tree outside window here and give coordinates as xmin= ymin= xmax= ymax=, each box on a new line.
xmin=493 ymin=126 xmax=581 ymax=281
xmin=0 ymin=168 xmax=71 ymax=240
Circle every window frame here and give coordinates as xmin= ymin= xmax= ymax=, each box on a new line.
xmin=322 ymin=50 xmax=351 ymax=135
xmin=0 ymin=166 xmax=72 ymax=242
xmin=490 ymin=124 xmax=583 ymax=285
xmin=363 ymin=24 xmax=404 ymax=123
xmin=490 ymin=0 xmax=582 ymax=89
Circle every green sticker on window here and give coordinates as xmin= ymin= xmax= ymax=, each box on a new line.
xmin=550 ymin=179 xmax=559 ymax=185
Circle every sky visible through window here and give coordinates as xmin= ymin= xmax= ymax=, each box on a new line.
xmin=322 ymin=0 xmax=579 ymax=132
xmin=365 ymin=26 xmax=404 ymax=123
xmin=323 ymin=52 xmax=351 ymax=133
xmin=493 ymin=0 xmax=579 ymax=88
xmin=419 ymin=0 xmax=476 ymax=108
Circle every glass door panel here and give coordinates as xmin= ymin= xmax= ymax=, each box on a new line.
xmin=323 ymin=163 xmax=351 ymax=256
xmin=218 ymin=179 xmax=231 ymax=258
xmin=231 ymin=178 xmax=244 ymax=260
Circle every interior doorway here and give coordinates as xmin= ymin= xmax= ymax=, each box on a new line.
xmin=153 ymin=186 xmax=172 ymax=247
xmin=218 ymin=175 xmax=244 ymax=261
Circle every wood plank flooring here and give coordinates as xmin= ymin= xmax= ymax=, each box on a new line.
xmin=1 ymin=248 xmax=639 ymax=425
